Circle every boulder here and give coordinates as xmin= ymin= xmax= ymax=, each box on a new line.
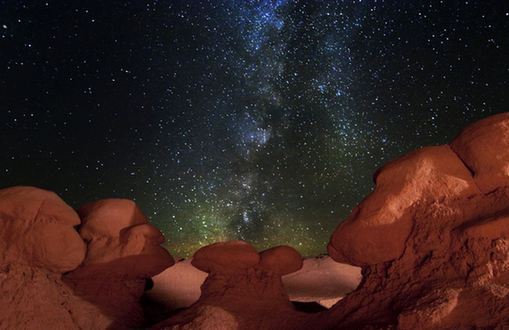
xmin=259 ymin=245 xmax=303 ymax=275
xmin=328 ymin=145 xmax=480 ymax=266
xmin=0 ymin=189 xmax=177 ymax=329
xmin=0 ymin=186 xmax=85 ymax=273
xmin=65 ymin=199 xmax=175 ymax=328
xmin=156 ymin=241 xmax=310 ymax=329
xmin=72 ymin=199 xmax=174 ymax=277
xmin=451 ymin=112 xmax=509 ymax=193
xmin=191 ymin=240 xmax=260 ymax=273
xmin=319 ymin=113 xmax=509 ymax=329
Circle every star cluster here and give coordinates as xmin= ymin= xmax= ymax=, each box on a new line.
xmin=1 ymin=1 xmax=508 ymax=256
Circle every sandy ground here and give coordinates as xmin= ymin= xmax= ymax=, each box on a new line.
xmin=148 ymin=255 xmax=361 ymax=310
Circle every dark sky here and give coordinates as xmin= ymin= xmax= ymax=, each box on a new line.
xmin=1 ymin=0 xmax=508 ymax=257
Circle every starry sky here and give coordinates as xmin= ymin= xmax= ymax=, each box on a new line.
xmin=1 ymin=1 xmax=508 ymax=257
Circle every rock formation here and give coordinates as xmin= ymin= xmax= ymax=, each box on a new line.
xmin=321 ymin=112 xmax=509 ymax=329
xmin=0 ymin=186 xmax=86 ymax=273
xmin=0 ymin=188 xmax=173 ymax=329
xmin=154 ymin=241 xmax=310 ymax=329
xmin=282 ymin=256 xmax=361 ymax=308
xmin=3 ymin=112 xmax=509 ymax=329
xmin=65 ymin=198 xmax=175 ymax=328
xmin=148 ymin=255 xmax=361 ymax=315
xmin=0 ymin=187 xmax=93 ymax=329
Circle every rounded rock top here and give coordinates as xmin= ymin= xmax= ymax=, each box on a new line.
xmin=0 ymin=186 xmax=86 ymax=273
xmin=191 ymin=240 xmax=260 ymax=273
xmin=259 ymin=245 xmax=303 ymax=275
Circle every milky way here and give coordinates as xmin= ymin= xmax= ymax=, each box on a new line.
xmin=1 ymin=1 xmax=508 ymax=256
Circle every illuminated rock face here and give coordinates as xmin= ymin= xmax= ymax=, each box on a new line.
xmin=191 ymin=240 xmax=260 ymax=274
xmin=0 ymin=186 xmax=86 ymax=273
xmin=155 ymin=241 xmax=307 ymax=330
xmin=450 ymin=112 xmax=509 ymax=193
xmin=0 ymin=189 xmax=174 ymax=329
xmin=320 ymin=112 xmax=509 ymax=329
xmin=328 ymin=145 xmax=480 ymax=266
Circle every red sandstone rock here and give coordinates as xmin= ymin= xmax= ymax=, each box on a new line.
xmin=72 ymin=199 xmax=174 ymax=277
xmin=191 ymin=240 xmax=260 ymax=273
xmin=0 ymin=263 xmax=105 ymax=330
xmin=0 ymin=190 xmax=176 ymax=329
xmin=156 ymin=241 xmax=310 ymax=329
xmin=153 ymin=267 xmax=309 ymax=330
xmin=0 ymin=187 xmax=106 ymax=329
xmin=0 ymin=186 xmax=86 ymax=273
xmin=451 ymin=112 xmax=509 ymax=193
xmin=328 ymin=145 xmax=480 ymax=266
xmin=65 ymin=199 xmax=175 ymax=328
xmin=259 ymin=245 xmax=303 ymax=275
xmin=316 ymin=188 xmax=509 ymax=329
xmin=318 ymin=113 xmax=509 ymax=329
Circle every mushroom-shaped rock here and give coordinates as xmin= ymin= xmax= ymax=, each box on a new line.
xmin=259 ymin=245 xmax=303 ymax=275
xmin=65 ymin=199 xmax=175 ymax=329
xmin=450 ymin=112 xmax=509 ymax=193
xmin=192 ymin=240 xmax=260 ymax=273
xmin=73 ymin=199 xmax=174 ymax=278
xmin=0 ymin=186 xmax=85 ymax=273
xmin=78 ymin=199 xmax=148 ymax=240
xmin=328 ymin=145 xmax=480 ymax=266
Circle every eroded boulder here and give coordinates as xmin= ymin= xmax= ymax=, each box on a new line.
xmin=259 ymin=245 xmax=303 ymax=275
xmin=191 ymin=240 xmax=260 ymax=274
xmin=451 ymin=112 xmax=509 ymax=193
xmin=328 ymin=145 xmax=479 ymax=266
xmin=320 ymin=113 xmax=509 ymax=329
xmin=155 ymin=241 xmax=307 ymax=330
xmin=0 ymin=186 xmax=86 ymax=273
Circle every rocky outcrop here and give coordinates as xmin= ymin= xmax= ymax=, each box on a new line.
xmin=65 ymin=199 xmax=175 ymax=328
xmin=450 ymin=112 xmax=509 ymax=193
xmin=327 ymin=145 xmax=480 ymax=266
xmin=154 ymin=241 xmax=308 ymax=329
xmin=0 ymin=186 xmax=86 ymax=273
xmin=0 ymin=187 xmax=93 ymax=329
xmin=148 ymin=255 xmax=361 ymax=314
xmin=0 ymin=188 xmax=174 ymax=329
xmin=259 ymin=245 xmax=303 ymax=275
xmin=191 ymin=240 xmax=260 ymax=274
xmin=321 ymin=112 xmax=509 ymax=329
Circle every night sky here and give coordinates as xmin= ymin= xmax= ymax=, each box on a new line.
xmin=1 ymin=1 xmax=508 ymax=257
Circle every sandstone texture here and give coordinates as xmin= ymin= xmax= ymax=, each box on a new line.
xmin=321 ymin=112 xmax=509 ymax=329
xmin=0 ymin=186 xmax=86 ymax=273
xmin=155 ymin=241 xmax=307 ymax=329
xmin=3 ymin=113 xmax=509 ymax=329
xmin=0 ymin=189 xmax=173 ymax=329
xmin=259 ymin=245 xmax=303 ymax=275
